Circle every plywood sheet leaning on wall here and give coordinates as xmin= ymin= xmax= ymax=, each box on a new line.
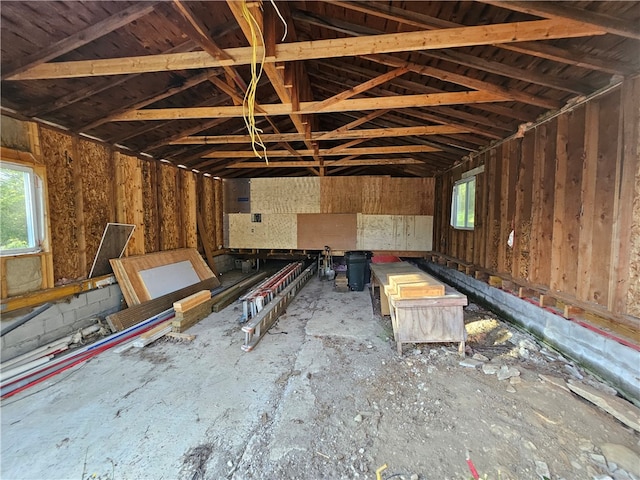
xmin=110 ymin=248 xmax=219 ymax=306
xmin=250 ymin=177 xmax=320 ymax=213
xmin=40 ymin=127 xmax=79 ymax=282
xmin=79 ymin=138 xmax=114 ymax=275
xmin=115 ymin=152 xmax=145 ymax=256
xmin=297 ymin=214 xmax=357 ymax=250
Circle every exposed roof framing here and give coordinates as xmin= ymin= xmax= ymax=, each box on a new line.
xmin=2 ymin=1 xmax=638 ymax=178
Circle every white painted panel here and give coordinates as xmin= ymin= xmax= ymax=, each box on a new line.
xmin=138 ymin=260 xmax=200 ymax=299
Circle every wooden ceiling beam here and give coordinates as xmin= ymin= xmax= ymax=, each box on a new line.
xmin=172 ymin=0 xmax=247 ymax=92
xmin=111 ymin=91 xmax=510 ymax=121
xmin=7 ymin=19 xmax=605 ymax=80
xmin=497 ymin=42 xmax=633 ymax=75
xmin=23 ymin=40 xmax=199 ymax=118
xmin=227 ymin=158 xmax=427 ymax=169
xmin=170 ymin=125 xmax=471 ymax=145
xmin=301 ymin=66 xmax=409 ymax=113
xmin=203 ymin=145 xmax=440 ymax=159
xmin=364 ymin=54 xmax=561 ymax=110
xmin=317 ymin=1 xmax=630 ymax=75
xmin=479 ymin=0 xmax=640 ymax=40
xmin=81 ymin=70 xmax=220 ymax=132
xmin=1 ymin=2 xmax=158 ymax=80
xmin=421 ymin=49 xmax=595 ymax=95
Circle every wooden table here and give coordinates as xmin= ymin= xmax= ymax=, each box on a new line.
xmin=370 ymin=262 xmax=468 ymax=355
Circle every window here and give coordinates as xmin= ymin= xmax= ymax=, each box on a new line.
xmin=0 ymin=162 xmax=45 ymax=254
xmin=450 ymin=176 xmax=475 ymax=230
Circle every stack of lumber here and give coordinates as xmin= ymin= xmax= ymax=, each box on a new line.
xmin=383 ymin=271 xmax=445 ymax=299
xmin=172 ymin=290 xmax=213 ymax=333
xmin=132 ymin=320 xmax=174 ymax=348
xmin=334 ymin=273 xmax=349 ymax=293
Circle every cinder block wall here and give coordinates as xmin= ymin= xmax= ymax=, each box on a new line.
xmin=214 ymin=254 xmax=236 ymax=274
xmin=1 ymin=284 xmax=123 ymax=362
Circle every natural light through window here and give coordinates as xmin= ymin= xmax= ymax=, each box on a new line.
xmin=450 ymin=176 xmax=475 ymax=230
xmin=0 ymin=162 xmax=44 ymax=255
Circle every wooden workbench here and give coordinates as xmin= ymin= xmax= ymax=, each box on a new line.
xmin=370 ymin=262 xmax=468 ymax=355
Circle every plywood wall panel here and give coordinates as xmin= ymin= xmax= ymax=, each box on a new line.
xmin=298 ymin=214 xmax=357 ymax=250
xmin=405 ymin=216 xmax=434 ymax=251
xmin=115 ymin=153 xmax=145 ymax=256
xmin=159 ymin=163 xmax=179 ymax=250
xmin=266 ymin=214 xmax=297 ymax=249
xmin=228 ymin=213 xmax=267 ymax=249
xmin=357 ymin=215 xmax=397 ymax=250
xmin=513 ymin=133 xmax=534 ymax=281
xmin=40 ymin=127 xmax=79 ymax=281
xmin=141 ymin=159 xmax=159 ymax=254
xmin=251 ymin=177 xmax=320 ymax=213
xmin=180 ymin=169 xmax=198 ymax=249
xmin=320 ymin=177 xmax=363 ymax=213
xmin=79 ymin=139 xmax=114 ymax=272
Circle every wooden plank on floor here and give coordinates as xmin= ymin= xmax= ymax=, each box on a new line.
xmin=106 ymin=277 xmax=219 ymax=331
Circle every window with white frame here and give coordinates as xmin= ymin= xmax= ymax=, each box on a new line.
xmin=450 ymin=176 xmax=475 ymax=230
xmin=0 ymin=162 xmax=45 ymax=254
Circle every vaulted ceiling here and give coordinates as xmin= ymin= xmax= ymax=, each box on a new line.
xmin=2 ymin=1 xmax=639 ymax=178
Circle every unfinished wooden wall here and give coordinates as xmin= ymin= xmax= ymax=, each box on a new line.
xmin=27 ymin=125 xmax=224 ymax=286
xmin=434 ymin=76 xmax=640 ymax=318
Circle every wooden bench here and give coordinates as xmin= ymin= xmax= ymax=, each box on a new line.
xmin=370 ymin=262 xmax=468 ymax=355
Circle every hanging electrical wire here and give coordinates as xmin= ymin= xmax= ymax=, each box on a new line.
xmin=241 ymin=0 xmax=268 ymax=162
xmin=241 ymin=0 xmax=288 ymax=164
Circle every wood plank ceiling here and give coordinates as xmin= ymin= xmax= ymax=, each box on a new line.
xmin=2 ymin=1 xmax=639 ymax=178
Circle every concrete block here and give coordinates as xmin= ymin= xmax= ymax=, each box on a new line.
xmin=62 ymin=310 xmax=77 ymax=325
xmin=85 ymin=287 xmax=112 ymax=305
xmin=1 ymin=337 xmax=40 ymax=363
xmin=44 ymin=314 xmax=65 ymax=335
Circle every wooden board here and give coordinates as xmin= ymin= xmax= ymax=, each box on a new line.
xmin=173 ymin=290 xmax=211 ymax=312
xmin=266 ymin=214 xmax=297 ymax=249
xmin=106 ymin=277 xmax=219 ymax=331
xmin=110 ymin=248 xmax=218 ymax=306
xmin=385 ymin=272 xmax=445 ymax=298
xmin=296 ymin=213 xmax=357 ymax=250
xmin=250 ymin=177 xmax=320 ymax=213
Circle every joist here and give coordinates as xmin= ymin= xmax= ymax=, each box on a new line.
xmin=109 ymin=91 xmax=510 ymax=121
xmin=173 ymin=290 xmax=211 ymax=313
xmin=205 ymin=145 xmax=439 ymax=159
xmin=170 ymin=125 xmax=471 ymax=145
xmin=8 ymin=19 xmax=604 ymax=80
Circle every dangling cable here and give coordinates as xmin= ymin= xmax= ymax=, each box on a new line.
xmin=241 ymin=0 xmax=268 ymax=162
xmin=269 ymin=0 xmax=288 ymax=41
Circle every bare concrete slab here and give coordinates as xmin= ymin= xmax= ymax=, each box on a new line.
xmin=2 ymin=276 xmax=638 ymax=480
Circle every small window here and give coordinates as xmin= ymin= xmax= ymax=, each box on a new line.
xmin=0 ymin=162 xmax=45 ymax=255
xmin=450 ymin=176 xmax=476 ymax=230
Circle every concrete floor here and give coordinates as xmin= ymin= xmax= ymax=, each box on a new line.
xmin=2 ymin=272 xmax=638 ymax=480
xmin=0 ymin=274 xmax=384 ymax=480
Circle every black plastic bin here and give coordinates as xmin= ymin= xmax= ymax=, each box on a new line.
xmin=346 ymin=251 xmax=372 ymax=291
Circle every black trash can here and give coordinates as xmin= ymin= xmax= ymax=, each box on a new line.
xmin=346 ymin=251 xmax=371 ymax=291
